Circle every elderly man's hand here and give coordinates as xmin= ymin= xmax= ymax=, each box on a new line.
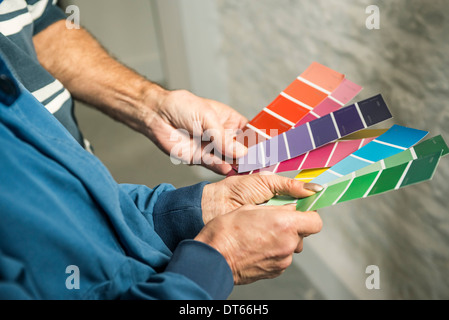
xmin=33 ymin=22 xmax=248 ymax=176
xmin=198 ymin=173 xmax=323 ymax=284
xmin=195 ymin=204 xmax=322 ymax=284
xmin=201 ymin=172 xmax=323 ymax=224
xmin=144 ymin=89 xmax=248 ymax=175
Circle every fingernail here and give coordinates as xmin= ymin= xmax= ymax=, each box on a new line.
xmin=304 ymin=183 xmax=324 ymax=193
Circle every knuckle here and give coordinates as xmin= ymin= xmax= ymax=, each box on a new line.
xmin=278 ymin=255 xmax=293 ymax=271
xmin=277 ymin=238 xmax=299 ymax=257
xmin=272 ymin=215 xmax=293 ymax=234
xmin=295 ymin=241 xmax=304 ymax=253
xmin=284 ymin=177 xmax=298 ymax=191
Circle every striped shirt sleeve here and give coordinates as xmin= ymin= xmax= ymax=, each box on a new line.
xmin=27 ymin=0 xmax=66 ymax=35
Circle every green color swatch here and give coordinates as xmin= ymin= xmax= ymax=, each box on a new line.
xmin=326 ymin=135 xmax=448 ymax=187
xmin=296 ymin=150 xmax=444 ymax=212
xmin=266 ymin=195 xmax=297 ymax=206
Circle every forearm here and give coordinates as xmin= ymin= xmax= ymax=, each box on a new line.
xmin=32 ymin=20 xmax=166 ymax=135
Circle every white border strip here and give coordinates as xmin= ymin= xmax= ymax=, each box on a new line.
xmin=327 ymin=169 xmax=343 ymax=177
xmin=373 ymin=139 xmax=408 ymax=150
xmin=309 ymin=110 xmax=320 ymax=118
xmin=297 ymin=76 xmax=332 ymax=95
xmin=280 ymin=91 xmax=314 ymax=111
xmin=349 ymin=154 xmax=375 ymax=164
xmin=363 ymin=170 xmax=383 ymax=198
xmin=297 ymin=152 xmax=309 ymax=170
xmin=258 ymin=142 xmax=266 ymax=168
xmin=394 ymin=161 xmax=412 ymax=190
xmin=282 ymin=132 xmax=292 ymax=160
xmin=328 ymin=95 xmax=345 ymax=106
xmin=325 ymin=142 xmax=339 ymax=167
xmin=330 ymin=113 xmax=342 ymax=139
xmin=306 ymin=122 xmax=316 ymax=150
xmin=410 ymin=147 xmax=418 ymax=160
xmin=306 ymin=187 xmax=327 ymax=211
xmin=358 ymin=138 xmax=366 ymax=150
xmin=272 ymin=162 xmax=281 ymax=173
xmin=354 ymin=102 xmax=368 ymax=128
xmin=333 ymin=174 xmax=356 ymax=205
xmin=263 ymin=108 xmax=296 ymax=127
xmin=246 ymin=124 xmax=272 ymax=140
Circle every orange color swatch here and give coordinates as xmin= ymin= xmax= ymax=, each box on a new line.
xmin=300 ymin=61 xmax=345 ymax=93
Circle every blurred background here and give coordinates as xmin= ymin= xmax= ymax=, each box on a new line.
xmin=59 ymin=0 xmax=449 ymax=299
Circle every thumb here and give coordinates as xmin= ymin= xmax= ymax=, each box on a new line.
xmin=259 ymin=172 xmax=324 ymax=199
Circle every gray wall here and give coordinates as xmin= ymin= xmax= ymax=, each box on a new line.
xmin=216 ymin=0 xmax=449 ymax=299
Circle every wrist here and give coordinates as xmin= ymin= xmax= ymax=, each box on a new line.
xmin=201 ymin=182 xmax=227 ymax=224
xmin=133 ymin=81 xmax=169 ymax=135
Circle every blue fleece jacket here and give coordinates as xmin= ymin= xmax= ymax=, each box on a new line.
xmin=0 ymin=57 xmax=234 ymax=300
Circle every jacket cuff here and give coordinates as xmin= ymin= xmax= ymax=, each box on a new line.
xmin=165 ymin=240 xmax=234 ymax=300
xmin=153 ymin=182 xmax=209 ymax=251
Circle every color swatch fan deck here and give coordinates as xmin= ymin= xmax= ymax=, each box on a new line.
xmin=231 ymin=62 xmax=447 ymax=211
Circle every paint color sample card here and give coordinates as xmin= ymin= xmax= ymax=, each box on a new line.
xmin=264 ymin=129 xmax=438 ymax=207
xmin=296 ymin=151 xmax=444 ymax=212
xmin=247 ymin=137 xmax=376 ymax=175
xmin=295 ymin=79 xmax=363 ymax=127
xmin=237 ymin=62 xmax=362 ymax=149
xmin=228 ymin=129 xmax=387 ymax=177
xmin=310 ymin=125 xmax=428 ymax=186
xmin=295 ymin=168 xmax=330 ymax=182
xmin=264 ymin=168 xmax=328 ymax=206
xmin=325 ymin=135 xmax=449 ymax=187
xmin=237 ymin=94 xmax=392 ymax=173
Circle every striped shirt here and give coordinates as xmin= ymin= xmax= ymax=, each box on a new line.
xmin=0 ymin=0 xmax=84 ymax=146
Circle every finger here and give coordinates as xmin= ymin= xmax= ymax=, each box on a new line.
xmin=259 ymin=173 xmax=323 ymax=199
xmin=201 ymin=110 xmax=248 ymax=159
xmin=196 ymin=141 xmax=233 ymax=175
xmin=200 ymin=155 xmax=233 ymax=175
xmin=261 ymin=205 xmax=322 ymax=235
xmin=295 ymin=237 xmax=304 ymax=253
xmin=264 ymin=203 xmax=297 ymax=211
xmin=293 ymin=210 xmax=323 ymax=236
xmin=215 ymin=129 xmax=248 ymax=160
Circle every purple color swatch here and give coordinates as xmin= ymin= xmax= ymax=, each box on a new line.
xmin=334 ymin=104 xmax=365 ymax=136
xmin=238 ymin=95 xmax=391 ymax=173
xmin=310 ymin=115 xmax=339 ymax=147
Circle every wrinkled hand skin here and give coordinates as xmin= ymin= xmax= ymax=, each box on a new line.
xmin=145 ymin=89 xmax=248 ymax=175
xmin=195 ymin=204 xmax=322 ymax=285
xmin=198 ymin=173 xmax=323 ymax=285
xmin=201 ymin=172 xmax=322 ymax=224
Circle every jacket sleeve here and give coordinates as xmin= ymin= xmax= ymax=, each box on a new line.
xmin=119 ymin=182 xmax=209 ymax=252
xmin=0 ymin=250 xmax=34 ymax=300
xmin=121 ymin=240 xmax=234 ymax=300
xmin=118 ymin=182 xmax=234 ymax=300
